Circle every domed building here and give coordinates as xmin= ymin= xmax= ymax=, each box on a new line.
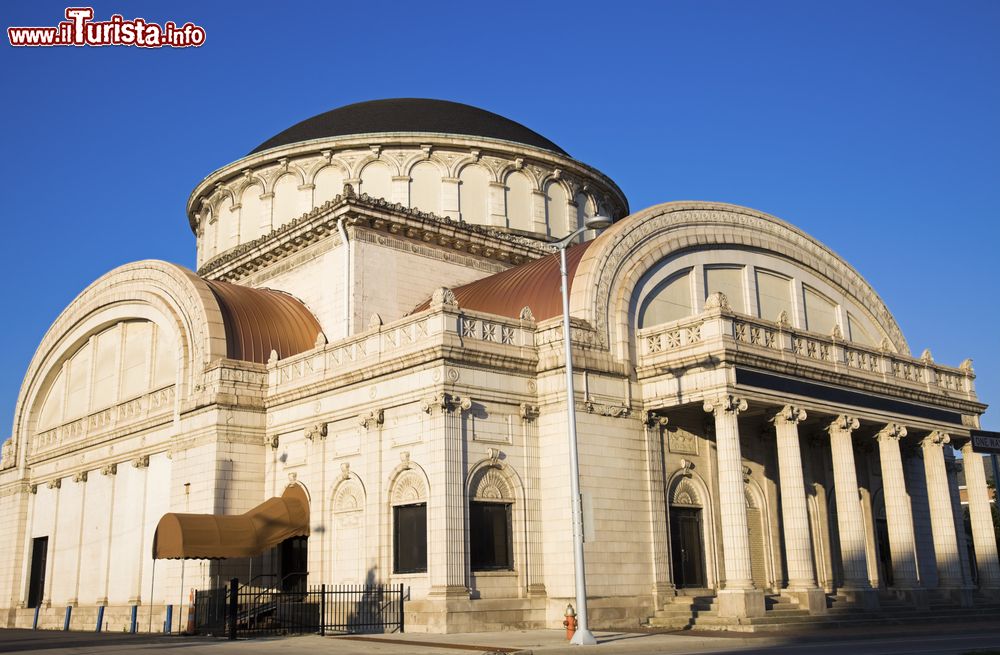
xmin=0 ymin=99 xmax=997 ymax=634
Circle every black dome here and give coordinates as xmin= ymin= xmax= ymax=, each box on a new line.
xmin=249 ymin=98 xmax=568 ymax=156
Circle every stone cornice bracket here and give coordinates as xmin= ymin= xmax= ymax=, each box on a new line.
xmin=305 ymin=422 xmax=329 ymax=441
xmin=827 ymin=414 xmax=860 ymax=434
xmin=47 ymin=478 xmax=61 ymax=490
xmin=359 ymin=409 xmax=384 ymax=430
xmin=920 ymin=430 xmax=950 ymax=448
xmin=644 ymin=410 xmax=669 ymax=428
xmin=875 ymin=422 xmax=908 ymax=443
xmin=132 ymin=455 xmax=150 ymax=469
xmin=100 ymin=463 xmax=117 ymax=476
xmin=584 ymin=400 xmax=631 ymax=419
xmin=519 ymin=403 xmax=540 ymax=422
xmin=703 ymin=394 xmax=747 ymax=417
xmin=72 ymin=471 xmax=87 ymax=484
xmin=770 ymin=405 xmax=807 ymax=426
xmin=339 ymin=462 xmax=351 ymax=480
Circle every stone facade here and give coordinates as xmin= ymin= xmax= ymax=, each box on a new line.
xmin=0 ymin=103 xmax=997 ymax=634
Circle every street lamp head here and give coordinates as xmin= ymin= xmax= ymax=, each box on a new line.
xmin=583 ymin=215 xmax=612 ymax=230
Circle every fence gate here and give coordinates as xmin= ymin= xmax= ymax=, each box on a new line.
xmin=194 ymin=580 xmax=404 ymax=638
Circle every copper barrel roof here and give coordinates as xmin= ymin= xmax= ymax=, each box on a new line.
xmin=412 ymin=241 xmax=594 ymax=321
xmin=204 ymin=280 xmax=323 ymax=364
xmin=152 ymin=485 xmax=309 ymax=560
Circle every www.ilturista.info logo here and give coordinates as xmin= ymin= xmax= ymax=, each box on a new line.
xmin=8 ymin=7 xmax=205 ymax=48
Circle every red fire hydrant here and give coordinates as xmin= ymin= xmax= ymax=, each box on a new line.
xmin=563 ymin=604 xmax=577 ymax=641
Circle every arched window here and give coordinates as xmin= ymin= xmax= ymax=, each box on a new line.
xmin=468 ymin=467 xmax=514 ymax=571
xmin=390 ymin=470 xmax=427 ymax=574
xmin=638 ymin=269 xmax=693 ymax=328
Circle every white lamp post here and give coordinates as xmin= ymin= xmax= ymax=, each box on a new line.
xmin=555 ymin=215 xmax=612 ymax=646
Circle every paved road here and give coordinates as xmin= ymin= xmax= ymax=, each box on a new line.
xmin=0 ymin=624 xmax=998 ymax=655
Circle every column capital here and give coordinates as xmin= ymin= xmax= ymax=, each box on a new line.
xmin=703 ymin=394 xmax=747 ymax=416
xmin=644 ymin=410 xmax=669 ymax=428
xmin=826 ymin=414 xmax=860 ymax=434
xmin=875 ymin=422 xmax=908 ymax=443
xmin=770 ymin=405 xmax=807 ymax=426
xmin=920 ymin=430 xmax=950 ymax=449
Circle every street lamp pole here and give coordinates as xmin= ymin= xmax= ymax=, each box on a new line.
xmin=555 ymin=216 xmax=611 ymax=646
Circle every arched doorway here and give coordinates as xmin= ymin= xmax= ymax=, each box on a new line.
xmin=669 ymin=479 xmax=706 ymax=589
xmin=872 ymin=490 xmax=892 ymax=588
xmin=745 ymin=484 xmax=769 ymax=591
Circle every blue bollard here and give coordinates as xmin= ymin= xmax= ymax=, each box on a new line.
xmin=95 ymin=606 xmax=105 ymax=632
xmin=32 ymin=605 xmax=40 ymax=630
xmin=163 ymin=605 xmax=172 ymax=633
xmin=63 ymin=606 xmax=72 ymax=631
xmin=129 ymin=605 xmax=138 ymax=634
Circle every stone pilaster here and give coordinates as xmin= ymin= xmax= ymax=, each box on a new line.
xmin=826 ymin=415 xmax=878 ymax=608
xmin=644 ymin=412 xmax=674 ymax=605
xmin=704 ymin=394 xmax=764 ymax=618
xmin=921 ymin=432 xmax=972 ymax=606
xmin=771 ymin=406 xmax=825 ymax=613
xmin=520 ymin=403 xmax=546 ymax=598
xmin=961 ymin=442 xmax=1000 ymax=594
xmin=426 ymin=392 xmax=470 ymax=599
xmin=875 ymin=423 xmax=926 ymax=607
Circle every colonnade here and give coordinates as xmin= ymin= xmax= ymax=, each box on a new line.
xmin=700 ymin=393 xmax=1000 ymax=618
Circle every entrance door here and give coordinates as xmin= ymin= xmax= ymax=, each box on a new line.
xmin=280 ymin=536 xmax=308 ymax=592
xmin=875 ymin=518 xmax=893 ymax=587
xmin=27 ymin=537 xmax=48 ymax=608
xmin=670 ymin=507 xmax=706 ymax=588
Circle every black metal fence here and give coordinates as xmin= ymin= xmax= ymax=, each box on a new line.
xmin=193 ymin=579 xmax=404 ymax=638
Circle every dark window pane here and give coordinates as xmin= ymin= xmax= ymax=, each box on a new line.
xmin=394 ymin=504 xmax=427 ymax=573
xmin=470 ymin=501 xmax=512 ymax=571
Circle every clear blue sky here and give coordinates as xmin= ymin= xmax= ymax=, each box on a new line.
xmin=1 ymin=1 xmax=998 ymax=436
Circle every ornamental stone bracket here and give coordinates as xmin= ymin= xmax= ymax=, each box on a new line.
xmin=678 ymin=458 xmax=695 ymax=477
xmin=487 ymin=447 xmax=504 ymax=469
xmin=519 ymin=403 xmax=539 ymax=422
xmin=584 ymin=400 xmax=631 ymax=418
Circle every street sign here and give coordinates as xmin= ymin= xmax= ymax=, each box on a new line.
xmin=970 ymin=430 xmax=1000 ymax=454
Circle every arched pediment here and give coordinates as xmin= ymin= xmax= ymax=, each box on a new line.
xmin=11 ymin=260 xmax=229 ymax=466
xmin=569 ymin=202 xmax=909 ymax=359
xmin=390 ymin=469 xmax=427 ymax=505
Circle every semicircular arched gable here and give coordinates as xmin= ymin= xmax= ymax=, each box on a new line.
xmin=569 ymin=202 xmax=908 ymax=360
xmin=11 ymin=260 xmax=228 ymax=465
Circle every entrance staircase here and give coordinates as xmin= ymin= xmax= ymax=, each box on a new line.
xmin=646 ymin=590 xmax=1000 ymax=632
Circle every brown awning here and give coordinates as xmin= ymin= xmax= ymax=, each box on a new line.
xmin=152 ymin=485 xmax=309 ymax=560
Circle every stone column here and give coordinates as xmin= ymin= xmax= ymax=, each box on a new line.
xmin=426 ymin=392 xmax=470 ymax=600
xmin=827 ymin=415 xmax=878 ymax=608
xmin=644 ymin=412 xmax=674 ymax=605
xmin=921 ymin=432 xmax=972 ymax=605
xmin=875 ymin=423 xmax=927 ymax=607
xmin=961 ymin=442 xmax=1000 ymax=595
xmin=771 ymin=406 xmax=826 ymax=613
xmin=704 ymin=394 xmax=764 ymax=618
